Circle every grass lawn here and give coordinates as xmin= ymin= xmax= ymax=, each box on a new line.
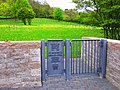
xmin=0 ymin=18 xmax=103 ymax=41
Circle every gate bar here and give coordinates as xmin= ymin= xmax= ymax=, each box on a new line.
xmin=65 ymin=39 xmax=70 ymax=80
xmin=41 ymin=40 xmax=46 ymax=81
xmin=99 ymin=39 xmax=107 ymax=78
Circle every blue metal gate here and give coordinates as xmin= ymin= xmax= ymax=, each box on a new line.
xmin=71 ymin=39 xmax=101 ymax=75
xmin=41 ymin=39 xmax=107 ymax=81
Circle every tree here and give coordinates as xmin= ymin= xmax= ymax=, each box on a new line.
xmin=13 ymin=0 xmax=32 ymax=19
xmin=16 ymin=0 xmax=35 ymax=25
xmin=54 ymin=8 xmax=63 ymax=20
xmin=0 ymin=0 xmax=2 ymax=4
xmin=17 ymin=7 xmax=35 ymax=25
xmin=0 ymin=3 xmax=10 ymax=17
xmin=73 ymin=0 xmax=120 ymax=40
xmin=64 ymin=9 xmax=78 ymax=22
xmin=16 ymin=0 xmax=32 ymax=10
xmin=40 ymin=4 xmax=51 ymax=18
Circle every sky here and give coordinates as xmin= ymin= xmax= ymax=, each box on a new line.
xmin=37 ymin=0 xmax=76 ymax=10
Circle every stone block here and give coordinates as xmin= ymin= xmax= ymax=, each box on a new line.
xmin=0 ymin=59 xmax=6 ymax=64
xmin=0 ymin=54 xmax=7 ymax=59
xmin=30 ymin=56 xmax=40 ymax=62
xmin=7 ymin=63 xmax=19 ymax=69
xmin=22 ymin=81 xmax=42 ymax=87
xmin=31 ymin=69 xmax=41 ymax=77
xmin=30 ymin=49 xmax=40 ymax=55
xmin=28 ymin=62 xmax=41 ymax=69
xmin=0 ymin=64 xmax=6 ymax=69
xmin=16 ymin=74 xmax=31 ymax=78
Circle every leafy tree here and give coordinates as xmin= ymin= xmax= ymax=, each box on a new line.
xmin=17 ymin=7 xmax=35 ymax=25
xmin=40 ymin=4 xmax=51 ymax=18
xmin=10 ymin=2 xmax=17 ymax=18
xmin=54 ymin=8 xmax=63 ymax=20
xmin=49 ymin=7 xmax=54 ymax=18
xmin=76 ymin=12 xmax=99 ymax=26
xmin=16 ymin=0 xmax=32 ymax=10
xmin=73 ymin=0 xmax=120 ymax=40
xmin=30 ymin=1 xmax=41 ymax=18
xmin=64 ymin=9 xmax=78 ymax=22
xmin=0 ymin=0 xmax=2 ymax=4
xmin=0 ymin=3 xmax=10 ymax=17
xmin=29 ymin=0 xmax=52 ymax=18
xmin=14 ymin=0 xmax=32 ymax=19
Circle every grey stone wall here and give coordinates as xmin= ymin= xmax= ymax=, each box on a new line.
xmin=0 ymin=41 xmax=41 ymax=88
xmin=106 ymin=39 xmax=120 ymax=89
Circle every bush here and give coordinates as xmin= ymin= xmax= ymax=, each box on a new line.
xmin=53 ymin=8 xmax=63 ymax=20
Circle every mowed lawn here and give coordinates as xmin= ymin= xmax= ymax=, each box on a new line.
xmin=0 ymin=18 xmax=103 ymax=41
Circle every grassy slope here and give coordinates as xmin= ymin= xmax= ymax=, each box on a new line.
xmin=0 ymin=18 xmax=103 ymax=41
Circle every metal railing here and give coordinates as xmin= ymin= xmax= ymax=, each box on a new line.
xmin=70 ymin=39 xmax=101 ymax=75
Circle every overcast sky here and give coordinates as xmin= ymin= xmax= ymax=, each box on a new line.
xmin=37 ymin=0 xmax=76 ymax=10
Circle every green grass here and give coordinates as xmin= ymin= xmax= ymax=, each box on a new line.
xmin=0 ymin=18 xmax=103 ymax=41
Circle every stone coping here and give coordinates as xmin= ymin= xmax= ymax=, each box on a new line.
xmin=0 ymin=41 xmax=40 ymax=43
xmin=0 ymin=41 xmax=41 ymax=49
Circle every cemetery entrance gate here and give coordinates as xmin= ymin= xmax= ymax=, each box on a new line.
xmin=41 ymin=39 xmax=107 ymax=81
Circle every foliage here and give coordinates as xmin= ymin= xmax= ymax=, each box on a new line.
xmin=16 ymin=0 xmax=32 ymax=10
xmin=76 ymin=12 xmax=100 ymax=26
xmin=0 ymin=0 xmax=34 ymax=19
xmin=17 ymin=7 xmax=35 ymax=25
xmin=29 ymin=0 xmax=52 ymax=18
xmin=100 ymin=1 xmax=120 ymax=39
xmin=0 ymin=0 xmax=2 ymax=4
xmin=39 ymin=4 xmax=51 ymax=18
xmin=0 ymin=18 xmax=103 ymax=41
xmin=73 ymin=0 xmax=120 ymax=40
xmin=9 ymin=0 xmax=17 ymax=18
xmin=64 ymin=9 xmax=78 ymax=22
xmin=54 ymin=8 xmax=63 ymax=20
xmin=0 ymin=3 xmax=10 ymax=16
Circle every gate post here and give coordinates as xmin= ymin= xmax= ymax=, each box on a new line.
xmin=41 ymin=40 xmax=46 ymax=81
xmin=65 ymin=39 xmax=70 ymax=80
xmin=99 ymin=39 xmax=107 ymax=78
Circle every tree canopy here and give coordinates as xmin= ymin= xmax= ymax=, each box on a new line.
xmin=73 ymin=0 xmax=120 ymax=40
xmin=17 ymin=7 xmax=35 ymax=25
xmin=54 ymin=8 xmax=63 ymax=20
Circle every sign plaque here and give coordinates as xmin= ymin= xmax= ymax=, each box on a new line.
xmin=47 ymin=40 xmax=64 ymax=76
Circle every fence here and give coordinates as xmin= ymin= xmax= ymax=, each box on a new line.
xmin=41 ymin=39 xmax=107 ymax=81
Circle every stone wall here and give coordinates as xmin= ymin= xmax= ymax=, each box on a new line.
xmin=0 ymin=41 xmax=41 ymax=88
xmin=106 ymin=39 xmax=120 ymax=89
